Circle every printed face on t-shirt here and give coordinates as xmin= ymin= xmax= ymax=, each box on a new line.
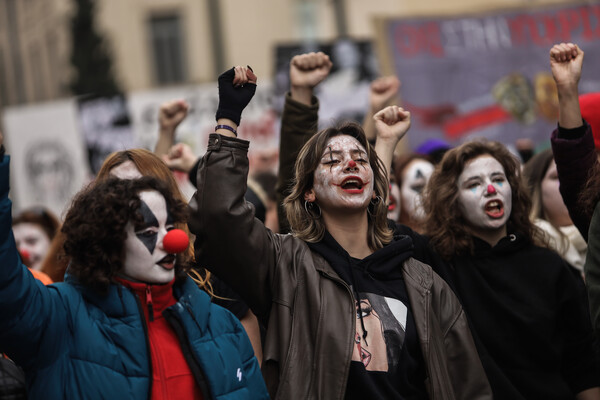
xmin=121 ymin=190 xmax=176 ymax=284
xmin=352 ymin=293 xmax=408 ymax=372
xmin=457 ymin=155 xmax=512 ymax=241
xmin=400 ymin=159 xmax=434 ymax=222
xmin=308 ymin=135 xmax=374 ymax=213
xmin=13 ymin=222 xmax=51 ymax=271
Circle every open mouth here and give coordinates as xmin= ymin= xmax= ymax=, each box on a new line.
xmin=484 ymin=199 xmax=504 ymax=219
xmin=157 ymin=254 xmax=176 ymax=270
xmin=338 ymin=176 xmax=366 ymax=194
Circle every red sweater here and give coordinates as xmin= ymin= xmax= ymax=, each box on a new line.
xmin=116 ymin=277 xmax=203 ymax=400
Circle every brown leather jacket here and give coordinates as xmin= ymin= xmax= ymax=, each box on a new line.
xmin=189 ymin=133 xmax=492 ymax=400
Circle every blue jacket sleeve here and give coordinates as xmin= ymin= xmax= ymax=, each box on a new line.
xmin=0 ymin=155 xmax=67 ymax=370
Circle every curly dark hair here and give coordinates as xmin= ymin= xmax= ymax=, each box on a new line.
xmin=423 ymin=140 xmax=544 ymax=260
xmin=62 ymin=177 xmax=190 ymax=294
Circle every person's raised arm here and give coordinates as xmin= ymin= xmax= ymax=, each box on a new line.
xmin=188 ymin=66 xmax=278 ymax=317
xmin=154 ymin=99 xmax=189 ymax=156
xmin=277 ymin=52 xmax=332 ymax=233
xmin=363 ymin=76 xmax=401 ymax=142
xmin=162 ymin=142 xmax=198 ymax=173
xmin=0 ymin=131 xmax=67 ymax=371
xmin=550 ymin=43 xmax=584 ymax=130
xmin=373 ymin=105 xmax=411 ymax=186
xmin=215 ymin=65 xmax=257 ymax=137
xmin=289 ymin=52 xmax=332 ymax=106
xmin=549 ymin=42 xmax=596 ymax=239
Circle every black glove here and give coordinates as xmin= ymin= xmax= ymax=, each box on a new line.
xmin=215 ymin=67 xmax=257 ymax=126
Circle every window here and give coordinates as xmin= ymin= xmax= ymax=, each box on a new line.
xmin=149 ymin=15 xmax=186 ymax=85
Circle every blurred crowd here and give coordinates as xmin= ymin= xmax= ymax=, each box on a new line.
xmin=1 ymin=41 xmax=600 ymax=400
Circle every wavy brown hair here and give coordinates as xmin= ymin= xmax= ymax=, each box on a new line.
xmin=62 ymin=177 xmax=190 ymax=294
xmin=423 ymin=140 xmax=542 ymax=260
xmin=283 ymin=122 xmax=393 ymax=251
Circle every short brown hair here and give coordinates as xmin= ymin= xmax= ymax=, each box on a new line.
xmin=13 ymin=207 xmax=60 ymax=240
xmin=283 ymin=123 xmax=393 ymax=251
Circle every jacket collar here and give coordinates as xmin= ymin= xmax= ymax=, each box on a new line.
xmin=63 ymin=273 xmax=210 ymax=331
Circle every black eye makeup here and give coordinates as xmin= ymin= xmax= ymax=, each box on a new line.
xmin=135 ymin=200 xmax=159 ymax=254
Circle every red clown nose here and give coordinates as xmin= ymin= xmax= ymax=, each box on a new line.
xmin=19 ymin=248 xmax=30 ymax=264
xmin=163 ymin=229 xmax=189 ymax=254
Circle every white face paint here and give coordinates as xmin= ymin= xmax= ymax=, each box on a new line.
xmin=541 ymin=161 xmax=572 ymax=227
xmin=13 ymin=223 xmax=51 ymax=271
xmin=400 ymin=159 xmax=434 ymax=222
xmin=122 ymin=190 xmax=176 ymax=284
xmin=309 ymin=135 xmax=374 ymax=213
xmin=110 ymin=160 xmax=143 ymax=180
xmin=457 ymin=155 xmax=512 ymax=243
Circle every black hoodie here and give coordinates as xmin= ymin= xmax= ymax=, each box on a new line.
xmin=308 ymin=232 xmax=427 ymax=400
xmin=452 ymin=233 xmax=598 ymax=399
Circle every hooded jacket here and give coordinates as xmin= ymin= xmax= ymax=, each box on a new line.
xmin=189 ymin=133 xmax=492 ymax=399
xmin=0 ymin=155 xmax=268 ymax=400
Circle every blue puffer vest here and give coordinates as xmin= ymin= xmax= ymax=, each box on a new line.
xmin=0 ymin=155 xmax=269 ymax=400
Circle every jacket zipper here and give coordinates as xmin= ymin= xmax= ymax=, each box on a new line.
xmin=146 ymin=286 xmax=154 ymax=322
xmin=164 ymin=306 xmax=214 ymax=399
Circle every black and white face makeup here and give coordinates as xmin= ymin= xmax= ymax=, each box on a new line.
xmin=400 ymin=159 xmax=434 ymax=222
xmin=122 ymin=190 xmax=176 ymax=284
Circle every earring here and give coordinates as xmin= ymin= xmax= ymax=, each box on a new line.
xmin=304 ymin=200 xmax=322 ymax=219
xmin=370 ymin=196 xmax=383 ymax=206
xmin=367 ymin=195 xmax=384 ymax=217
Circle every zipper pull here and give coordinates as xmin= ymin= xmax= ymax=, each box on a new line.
xmin=146 ymin=286 xmax=154 ymax=322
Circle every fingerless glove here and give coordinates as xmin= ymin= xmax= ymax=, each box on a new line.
xmin=216 ymin=67 xmax=257 ymax=125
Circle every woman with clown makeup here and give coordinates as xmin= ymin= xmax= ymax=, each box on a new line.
xmin=392 ymin=153 xmax=435 ymax=233
xmin=420 ymin=140 xmax=600 ymax=400
xmin=189 ymin=61 xmax=492 ymax=399
xmin=0 ymin=132 xmax=268 ymax=399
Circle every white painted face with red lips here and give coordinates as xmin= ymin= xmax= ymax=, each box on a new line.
xmin=309 ymin=135 xmax=374 ymax=213
xmin=122 ymin=190 xmax=176 ymax=284
xmin=457 ymin=155 xmax=512 ymax=242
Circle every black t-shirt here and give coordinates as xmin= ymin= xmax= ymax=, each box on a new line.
xmin=309 ymin=232 xmax=428 ymax=400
